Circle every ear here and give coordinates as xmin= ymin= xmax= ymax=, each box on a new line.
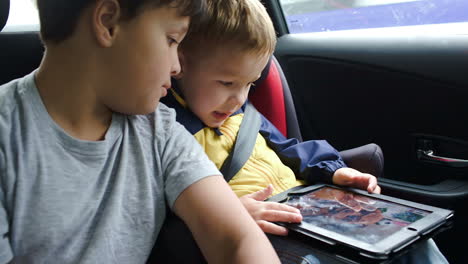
xmin=92 ymin=0 xmax=121 ymax=47
xmin=174 ymin=49 xmax=186 ymax=79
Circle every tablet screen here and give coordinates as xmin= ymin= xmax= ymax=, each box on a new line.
xmin=285 ymin=187 xmax=431 ymax=244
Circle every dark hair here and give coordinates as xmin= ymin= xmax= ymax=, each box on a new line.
xmin=37 ymin=0 xmax=205 ymax=44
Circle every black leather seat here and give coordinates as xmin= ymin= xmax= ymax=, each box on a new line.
xmin=0 ymin=0 xmax=9 ymax=31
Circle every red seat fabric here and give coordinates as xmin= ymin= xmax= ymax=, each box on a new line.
xmin=249 ymin=58 xmax=288 ymax=138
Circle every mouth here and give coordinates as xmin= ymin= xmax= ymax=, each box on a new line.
xmin=212 ymin=111 xmax=230 ymax=121
xmin=161 ymin=85 xmax=171 ymax=97
xmin=161 ymin=88 xmax=168 ymax=97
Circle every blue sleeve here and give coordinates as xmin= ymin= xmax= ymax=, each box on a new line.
xmin=0 ymin=149 xmax=13 ymax=263
xmin=258 ymin=114 xmax=347 ymax=184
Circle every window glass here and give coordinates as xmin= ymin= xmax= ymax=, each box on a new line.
xmin=279 ymin=0 xmax=468 ymax=34
xmin=3 ymin=0 xmax=40 ymax=32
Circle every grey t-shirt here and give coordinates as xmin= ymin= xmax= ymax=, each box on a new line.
xmin=0 ymin=72 xmax=220 ymax=263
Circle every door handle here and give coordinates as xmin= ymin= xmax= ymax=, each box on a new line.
xmin=417 ymin=149 xmax=468 ymax=168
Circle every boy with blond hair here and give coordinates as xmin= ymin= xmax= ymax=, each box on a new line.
xmin=163 ymin=0 xmax=449 ymax=263
xmin=0 ymin=0 xmax=281 ymax=263
xmin=169 ymin=0 xmax=378 ymax=235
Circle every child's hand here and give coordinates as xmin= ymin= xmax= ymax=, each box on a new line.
xmin=239 ymin=185 xmax=302 ymax=236
xmin=332 ymin=167 xmax=381 ymax=194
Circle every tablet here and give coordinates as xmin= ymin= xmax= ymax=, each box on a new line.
xmin=268 ymin=184 xmax=453 ymax=261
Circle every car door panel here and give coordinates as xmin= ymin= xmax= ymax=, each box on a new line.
xmin=273 ymin=33 xmax=468 ymax=263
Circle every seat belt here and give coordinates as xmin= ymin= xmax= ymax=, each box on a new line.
xmin=220 ymin=102 xmax=262 ymax=182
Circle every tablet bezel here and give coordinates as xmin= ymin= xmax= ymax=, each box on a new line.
xmin=270 ymin=184 xmax=453 ymax=259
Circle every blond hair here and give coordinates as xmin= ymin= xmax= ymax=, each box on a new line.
xmin=181 ymin=0 xmax=276 ymax=56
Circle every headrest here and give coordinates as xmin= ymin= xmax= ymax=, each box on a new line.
xmin=0 ymin=0 xmax=9 ymax=32
xmin=249 ymin=56 xmax=288 ymax=137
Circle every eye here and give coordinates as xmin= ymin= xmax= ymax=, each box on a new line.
xmin=218 ymin=81 xmax=233 ymax=87
xmin=167 ymin=36 xmax=179 ymax=46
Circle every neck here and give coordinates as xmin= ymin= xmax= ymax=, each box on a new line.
xmin=35 ymin=45 xmax=112 ymax=141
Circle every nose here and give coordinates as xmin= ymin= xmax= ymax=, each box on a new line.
xmin=170 ymin=50 xmax=181 ymax=77
xmin=227 ymin=91 xmax=247 ymax=110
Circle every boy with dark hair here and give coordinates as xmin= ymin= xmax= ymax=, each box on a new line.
xmin=0 ymin=0 xmax=280 ymax=263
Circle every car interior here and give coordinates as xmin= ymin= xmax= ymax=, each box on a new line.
xmin=263 ymin=1 xmax=468 ymax=263
xmin=1 ymin=0 xmax=467 ymax=263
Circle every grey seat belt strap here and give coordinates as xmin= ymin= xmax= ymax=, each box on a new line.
xmin=220 ymin=103 xmax=262 ymax=182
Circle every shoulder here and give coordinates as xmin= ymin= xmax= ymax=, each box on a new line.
xmin=0 ymin=76 xmax=29 ymax=138
xmin=0 ymin=78 xmax=22 ymax=115
xmin=161 ymin=94 xmax=206 ymax=134
xmin=153 ymin=103 xmax=178 ymax=141
xmin=0 ymin=71 xmax=37 ymax=113
xmin=129 ymin=102 xmax=175 ymax=126
xmin=128 ymin=103 xmax=179 ymax=146
xmin=0 ymin=77 xmax=27 ymax=160
xmin=154 ymin=102 xmax=177 ymax=128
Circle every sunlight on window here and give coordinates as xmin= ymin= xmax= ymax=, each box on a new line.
xmin=3 ymin=0 xmax=40 ymax=32
xmin=279 ymin=0 xmax=468 ymax=34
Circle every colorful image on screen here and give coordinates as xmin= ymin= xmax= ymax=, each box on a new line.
xmin=285 ymin=187 xmax=430 ymax=244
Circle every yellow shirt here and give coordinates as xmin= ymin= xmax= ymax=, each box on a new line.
xmin=194 ymin=114 xmax=305 ymax=197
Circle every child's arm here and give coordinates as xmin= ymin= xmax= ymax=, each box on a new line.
xmin=239 ymin=185 xmax=302 ymax=236
xmin=332 ymin=167 xmax=381 ymax=194
xmin=258 ymin=114 xmax=346 ymax=184
xmin=173 ymin=176 xmax=280 ymax=264
xmin=259 ymin=114 xmax=380 ymax=193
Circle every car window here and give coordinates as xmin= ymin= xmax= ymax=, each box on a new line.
xmin=279 ymin=0 xmax=468 ymax=34
xmin=3 ymin=0 xmax=40 ymax=32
